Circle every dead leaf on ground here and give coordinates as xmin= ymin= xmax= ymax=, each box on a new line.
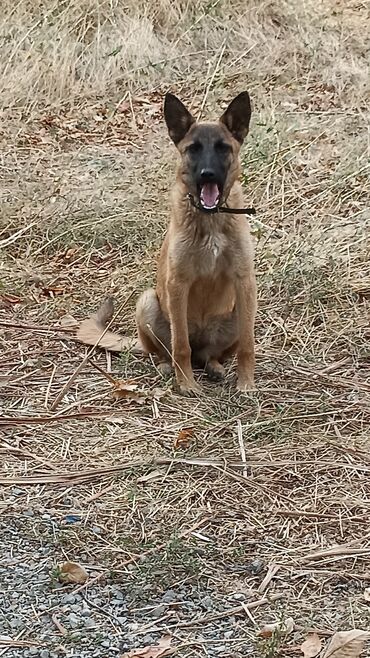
xmin=323 ymin=630 xmax=370 ymax=658
xmin=59 ymin=313 xmax=79 ymax=328
xmin=259 ymin=617 xmax=295 ymax=638
xmin=112 ymin=380 xmax=147 ymax=404
xmin=58 ymin=561 xmax=88 ymax=585
xmin=174 ymin=427 xmax=194 ymax=450
xmin=301 ymin=633 xmax=322 ymax=657
xmin=57 ymin=246 xmax=81 ymax=262
xmin=121 ymin=635 xmax=172 ymax=658
xmin=364 ymin=587 xmax=370 ymax=602
xmin=0 ymin=293 xmax=23 ymax=306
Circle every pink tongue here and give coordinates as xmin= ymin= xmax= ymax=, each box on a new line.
xmin=201 ymin=183 xmax=219 ymax=207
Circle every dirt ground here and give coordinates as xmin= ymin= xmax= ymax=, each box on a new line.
xmin=1 ymin=1 xmax=370 ymax=657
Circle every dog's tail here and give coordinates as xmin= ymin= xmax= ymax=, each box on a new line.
xmin=76 ymin=297 xmax=142 ymax=353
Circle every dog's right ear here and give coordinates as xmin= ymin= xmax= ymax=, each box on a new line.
xmin=164 ymin=93 xmax=195 ymax=145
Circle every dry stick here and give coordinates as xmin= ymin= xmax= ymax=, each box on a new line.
xmin=87 ymin=357 xmax=116 ymax=384
xmin=197 ymin=39 xmax=226 ymax=120
xmin=51 ymin=614 xmax=67 ymax=636
xmin=2 ymin=456 xmax=370 ymax=486
xmin=236 ymin=419 xmax=248 ymax=479
xmin=299 ymin=532 xmax=370 ymax=563
xmin=50 ymin=293 xmax=133 ymax=411
xmin=166 ymin=593 xmax=283 ymax=629
xmin=258 ymin=563 xmax=280 ymax=595
xmin=0 ymin=411 xmax=112 ymax=427
xmin=0 ymin=320 xmax=75 ymax=334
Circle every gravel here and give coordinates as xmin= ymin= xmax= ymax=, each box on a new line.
xmin=0 ymin=512 xmax=258 ymax=658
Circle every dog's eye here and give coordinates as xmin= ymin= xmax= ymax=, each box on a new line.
xmin=187 ymin=141 xmax=202 ymax=154
xmin=215 ymin=140 xmax=231 ymax=153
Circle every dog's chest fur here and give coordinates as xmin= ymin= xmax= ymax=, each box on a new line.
xmin=198 ymin=229 xmax=227 ymax=272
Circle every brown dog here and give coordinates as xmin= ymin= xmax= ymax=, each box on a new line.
xmin=77 ymin=92 xmax=257 ymax=395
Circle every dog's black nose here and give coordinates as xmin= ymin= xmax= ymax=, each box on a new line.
xmin=200 ymin=168 xmax=216 ymax=181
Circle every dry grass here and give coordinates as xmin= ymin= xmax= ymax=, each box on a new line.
xmin=1 ymin=0 xmax=370 ymax=655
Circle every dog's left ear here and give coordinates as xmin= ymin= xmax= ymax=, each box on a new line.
xmin=220 ymin=91 xmax=251 ymax=144
xmin=164 ymin=93 xmax=195 ymax=145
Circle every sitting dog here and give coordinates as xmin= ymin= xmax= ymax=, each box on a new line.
xmin=77 ymin=92 xmax=257 ymax=396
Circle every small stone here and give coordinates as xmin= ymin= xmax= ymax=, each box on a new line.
xmin=142 ymin=635 xmax=155 ymax=645
xmin=92 ymin=525 xmax=102 ymax=534
xmin=115 ymin=590 xmax=124 ymax=600
xmin=150 ymin=605 xmax=166 ymax=618
xmin=224 ymin=630 xmax=233 ymax=639
xmin=101 ymin=640 xmax=111 ymax=648
xmin=84 ymin=618 xmax=96 ymax=629
xmin=161 ymin=589 xmax=177 ymax=603
xmin=117 ymin=616 xmax=127 ymax=625
xmin=29 ymin=650 xmax=38 ymax=656
xmin=68 ymin=612 xmax=80 ymax=628
xmin=40 ymin=651 xmax=49 ymax=658
xmin=10 ymin=618 xmax=22 ymax=629
xmin=62 ymin=594 xmax=75 ymax=605
xmin=200 ymin=595 xmax=213 ymax=610
xmin=111 ymin=598 xmax=125 ymax=606
xmin=214 ymin=646 xmax=226 ymax=653
xmin=232 ymin=592 xmax=246 ymax=601
xmin=247 ymin=558 xmax=264 ymax=575
xmin=12 ymin=488 xmax=23 ymax=495
xmin=23 ymin=509 xmax=34 ymax=517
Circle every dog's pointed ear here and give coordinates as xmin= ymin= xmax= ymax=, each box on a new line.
xmin=164 ymin=93 xmax=195 ymax=145
xmin=219 ymin=91 xmax=252 ymax=144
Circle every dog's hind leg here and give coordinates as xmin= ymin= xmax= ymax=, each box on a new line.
xmin=136 ymin=289 xmax=172 ymax=374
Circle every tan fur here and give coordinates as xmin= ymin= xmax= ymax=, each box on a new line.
xmin=77 ymin=98 xmax=257 ymax=396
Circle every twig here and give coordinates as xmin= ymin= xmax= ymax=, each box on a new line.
xmin=51 ymin=614 xmax=67 ymax=636
xmin=0 ymin=410 xmax=114 ymax=426
xmin=166 ymin=593 xmax=283 ymax=629
xmin=299 ymin=533 xmax=370 ymax=563
xmin=258 ymin=563 xmax=280 ymax=595
xmin=87 ymin=358 xmax=116 ymax=384
xmin=236 ymin=419 xmax=248 ymax=478
xmin=0 ymin=320 xmax=75 ymax=334
xmin=197 ymin=40 xmax=226 ymax=120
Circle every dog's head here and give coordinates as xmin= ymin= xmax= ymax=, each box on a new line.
xmin=164 ymin=91 xmax=251 ymax=211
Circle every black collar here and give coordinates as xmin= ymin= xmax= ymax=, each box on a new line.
xmin=187 ymin=193 xmax=256 ymax=216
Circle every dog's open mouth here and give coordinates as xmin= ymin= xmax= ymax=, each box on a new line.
xmin=199 ymin=183 xmax=220 ymax=210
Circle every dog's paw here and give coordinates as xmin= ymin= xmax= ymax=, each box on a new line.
xmin=158 ymin=361 xmax=173 ymax=377
xmin=176 ymin=379 xmax=202 ymax=397
xmin=205 ymin=361 xmax=225 ymax=382
xmin=236 ymin=378 xmax=256 ymax=395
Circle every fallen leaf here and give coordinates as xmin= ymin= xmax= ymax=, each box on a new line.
xmin=364 ymin=587 xmax=370 ymax=602
xmin=259 ymin=617 xmax=295 ymax=638
xmin=112 ymin=380 xmax=147 ymax=404
xmin=174 ymin=427 xmax=194 ymax=450
xmin=121 ymin=635 xmax=172 ymax=658
xmin=59 ymin=313 xmax=79 ymax=328
xmin=0 ymin=293 xmax=23 ymax=305
xmin=151 ymin=387 xmax=167 ymax=400
xmin=301 ymin=633 xmax=322 ymax=657
xmin=58 ymin=561 xmax=88 ymax=585
xmin=323 ymin=630 xmax=370 ymax=658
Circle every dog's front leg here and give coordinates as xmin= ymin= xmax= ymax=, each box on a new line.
xmin=167 ymin=277 xmax=201 ymax=396
xmin=235 ymin=274 xmax=257 ymax=392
